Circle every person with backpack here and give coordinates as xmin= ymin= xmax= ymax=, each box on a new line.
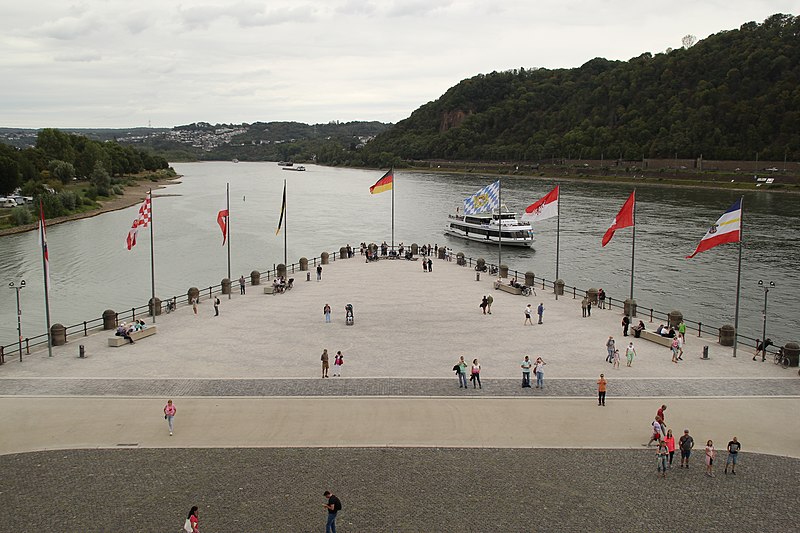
xmin=323 ymin=490 xmax=342 ymax=533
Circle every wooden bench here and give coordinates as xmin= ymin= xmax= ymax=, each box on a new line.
xmin=494 ymin=281 xmax=523 ymax=295
xmin=108 ymin=325 xmax=158 ymax=347
xmin=265 ymin=286 xmax=276 ymax=295
xmin=639 ymin=330 xmax=673 ymax=347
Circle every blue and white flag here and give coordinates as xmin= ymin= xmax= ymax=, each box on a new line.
xmin=463 ymin=180 xmax=500 ymax=215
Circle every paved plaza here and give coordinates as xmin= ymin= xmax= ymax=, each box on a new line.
xmin=1 ymin=254 xmax=798 ymax=531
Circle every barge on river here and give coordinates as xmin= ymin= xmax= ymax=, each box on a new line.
xmin=444 ymin=206 xmax=534 ymax=247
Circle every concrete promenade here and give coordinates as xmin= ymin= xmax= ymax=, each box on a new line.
xmin=1 ymin=253 xmax=799 ymax=531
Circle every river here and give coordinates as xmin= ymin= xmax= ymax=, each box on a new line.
xmin=0 ymin=162 xmax=796 ymax=349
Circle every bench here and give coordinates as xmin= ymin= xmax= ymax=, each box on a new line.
xmin=494 ymin=281 xmax=522 ymax=295
xmin=265 ymin=286 xmax=276 ymax=295
xmin=639 ymin=330 xmax=673 ymax=347
xmin=108 ymin=326 xmax=158 ymax=347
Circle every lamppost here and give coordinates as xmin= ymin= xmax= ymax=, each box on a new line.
xmin=758 ymin=280 xmax=775 ymax=350
xmin=8 ymin=280 xmax=25 ymax=361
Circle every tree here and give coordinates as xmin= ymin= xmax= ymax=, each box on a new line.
xmin=48 ymin=160 xmax=76 ymax=184
xmin=90 ymin=161 xmax=111 ymax=195
xmin=682 ymin=34 xmax=697 ymax=49
xmin=0 ymin=155 xmax=20 ymax=195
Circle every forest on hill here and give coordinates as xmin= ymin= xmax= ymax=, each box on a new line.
xmin=348 ymin=14 xmax=799 ymax=168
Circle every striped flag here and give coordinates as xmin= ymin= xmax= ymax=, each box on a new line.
xmin=686 ymin=199 xmax=742 ymax=259
xmin=601 ymin=191 xmax=635 ymax=247
xmin=521 ymin=185 xmax=559 ymax=222
xmin=464 ymin=180 xmax=500 ymax=215
xmin=126 ymin=193 xmax=152 ymax=250
xmin=369 ymin=169 xmax=393 ymax=194
xmin=38 ymin=201 xmax=50 ymax=292
xmin=276 ymin=181 xmax=286 ymax=235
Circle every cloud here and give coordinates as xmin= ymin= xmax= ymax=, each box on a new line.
xmin=54 ymin=51 xmax=102 ymax=62
xmin=37 ymin=14 xmax=96 ymax=40
xmin=123 ymin=11 xmax=153 ymax=35
xmin=385 ymin=0 xmax=453 ymax=17
xmin=335 ymin=0 xmax=377 ymax=16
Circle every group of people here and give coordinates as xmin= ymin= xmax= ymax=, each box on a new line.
xmin=479 ymin=295 xmax=494 ymax=314
xmin=605 ymin=336 xmax=637 ymax=367
xmin=272 ymin=276 xmax=293 ymax=293
xmin=453 ymin=355 xmax=482 ymax=388
xmin=523 ymin=303 xmax=544 ymax=325
xmin=114 ymin=320 xmax=147 ymax=344
xmin=648 ymin=404 xmax=741 ymax=478
xmin=520 ymin=355 xmax=546 ymax=388
xmin=320 ymin=349 xmax=345 ymax=378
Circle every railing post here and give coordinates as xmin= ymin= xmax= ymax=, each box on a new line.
xmin=208 ymin=287 xmax=212 ymax=299
xmin=0 ymin=345 xmax=4 ymax=365
xmin=698 ymin=322 xmax=702 ymax=337
xmin=25 ymin=338 xmax=30 ymax=355
xmin=84 ymin=321 xmax=88 ymax=336
xmin=573 ymin=287 xmax=576 ymax=299
xmin=132 ymin=307 xmax=136 ymax=321
xmin=649 ymin=308 xmax=653 ymax=322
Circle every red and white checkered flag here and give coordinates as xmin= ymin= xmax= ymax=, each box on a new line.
xmin=126 ymin=193 xmax=152 ymax=250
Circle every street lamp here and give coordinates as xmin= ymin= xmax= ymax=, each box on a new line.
xmin=8 ymin=280 xmax=26 ymax=361
xmin=758 ymin=280 xmax=775 ymax=353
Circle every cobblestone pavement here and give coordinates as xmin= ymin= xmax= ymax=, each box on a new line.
xmin=0 ymin=448 xmax=798 ymax=533
xmin=1 ymin=377 xmax=799 ymax=397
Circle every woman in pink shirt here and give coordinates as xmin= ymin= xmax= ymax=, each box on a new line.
xmin=184 ymin=506 xmax=199 ymax=532
xmin=163 ymin=399 xmax=176 ymax=436
xmin=664 ymin=429 xmax=676 ymax=468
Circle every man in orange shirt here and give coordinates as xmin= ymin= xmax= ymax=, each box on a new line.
xmin=597 ymin=374 xmax=607 ymax=406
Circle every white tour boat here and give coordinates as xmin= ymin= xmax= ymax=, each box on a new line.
xmin=444 ymin=205 xmax=535 ymax=247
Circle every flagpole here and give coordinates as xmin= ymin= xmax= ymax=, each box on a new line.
xmin=149 ymin=189 xmax=156 ymax=324
xmin=498 ymin=181 xmax=502 ymax=271
xmin=732 ymin=195 xmax=744 ymax=357
xmin=630 ymin=189 xmax=635 ymax=302
xmin=226 ymin=182 xmax=231 ymax=300
xmin=283 ymin=179 xmax=287 ymax=267
xmin=555 ymin=185 xmax=560 ymax=301
xmin=391 ymin=168 xmax=395 ymax=251
xmin=39 ymin=201 xmax=52 ymax=357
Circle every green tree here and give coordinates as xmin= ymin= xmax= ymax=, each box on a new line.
xmin=48 ymin=160 xmax=76 ymax=184
xmin=90 ymin=161 xmax=111 ymax=196
xmin=0 ymin=155 xmax=20 ymax=195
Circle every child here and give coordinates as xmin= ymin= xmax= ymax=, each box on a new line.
xmin=333 ymin=351 xmax=343 ymax=377
xmin=657 ymin=440 xmax=669 ymax=478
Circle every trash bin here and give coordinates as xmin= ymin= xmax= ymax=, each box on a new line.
xmin=79 ymin=345 xmax=85 ymax=358
xmin=476 ymin=272 xmax=480 ymax=282
xmin=702 ymin=346 xmax=709 ymax=359
xmin=307 ymin=272 xmax=311 ymax=282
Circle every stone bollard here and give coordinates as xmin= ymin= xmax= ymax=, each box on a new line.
xmin=718 ymin=324 xmax=735 ymax=346
xmin=411 ymin=243 xmax=418 ymax=255
xmin=149 ymin=297 xmax=162 ymax=316
xmin=555 ymin=279 xmax=565 ymax=296
xmin=321 ymin=252 xmax=329 ymax=265
xmin=369 ymin=243 xmax=378 ymax=255
xmin=250 ymin=270 xmax=261 ymax=286
xmin=782 ymin=342 xmax=799 ymax=367
xmin=51 ymin=323 xmax=66 ymax=346
xmin=587 ymin=288 xmax=599 ymax=305
xmin=103 ymin=309 xmax=117 ymax=330
xmin=299 ymin=257 xmax=308 ymax=271
xmin=188 ymin=287 xmax=200 ymax=303
xmin=525 ymin=271 xmax=535 ymax=287
xmin=668 ymin=310 xmax=683 ymax=328
xmin=276 ymin=264 xmax=287 ymax=278
xmin=624 ymin=298 xmax=637 ymax=318
xmin=476 ymin=258 xmax=486 ymax=272
xmin=339 ymin=247 xmax=347 ymax=260
xmin=221 ymin=278 xmax=231 ymax=295
xmin=456 ymin=252 xmax=465 ymax=266
xmin=499 ymin=264 xmax=508 ymax=278
xmin=438 ymin=247 xmax=446 ymax=260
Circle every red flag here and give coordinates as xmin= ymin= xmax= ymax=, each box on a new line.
xmin=217 ymin=201 xmax=229 ymax=246
xmin=521 ymin=185 xmax=559 ymax=222
xmin=126 ymin=193 xmax=152 ymax=250
xmin=601 ymin=191 xmax=635 ymax=247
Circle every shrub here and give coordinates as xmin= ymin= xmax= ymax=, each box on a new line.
xmin=112 ymin=185 xmax=124 ymax=195
xmin=10 ymin=206 xmax=34 ymax=226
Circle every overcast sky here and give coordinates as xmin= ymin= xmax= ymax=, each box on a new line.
xmin=1 ymin=1 xmax=798 ymax=128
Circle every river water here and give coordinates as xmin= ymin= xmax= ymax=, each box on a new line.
xmin=0 ymin=162 xmax=796 ymax=348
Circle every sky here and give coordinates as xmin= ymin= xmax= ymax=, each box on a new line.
xmin=1 ymin=1 xmax=798 ymax=128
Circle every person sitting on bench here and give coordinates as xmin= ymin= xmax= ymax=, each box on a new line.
xmin=632 ymin=320 xmax=645 ymax=338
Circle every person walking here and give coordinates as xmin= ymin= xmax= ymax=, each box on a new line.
xmin=321 ymin=349 xmax=329 ymax=378
xmin=524 ymin=304 xmax=533 ymax=325
xmin=597 ymin=374 xmax=607 ymax=406
xmin=534 ymin=357 xmax=546 ymax=389
xmin=598 ymin=288 xmax=606 ymax=309
xmin=678 ymin=319 xmax=686 ymax=341
xmin=622 ymin=315 xmax=630 ymax=336
xmin=333 ymin=351 xmax=343 ymax=377
xmin=486 ymin=294 xmax=493 ymax=314
xmin=537 ymin=303 xmax=544 ymax=324
xmin=725 ymin=436 xmax=741 ymax=475
xmin=586 ymin=299 xmax=592 ymax=317
xmin=323 ymin=303 xmax=331 ymax=323
xmin=316 ymin=265 xmax=323 ymax=281
xmin=625 ymin=342 xmax=636 ymax=367
xmin=612 ymin=349 xmax=620 ymax=369
xmin=427 ymin=258 xmax=432 ymax=272
xmin=163 ymin=399 xmax=176 ymax=436
xmin=213 ymin=296 xmax=220 ymax=316
xmin=455 ymin=356 xmax=469 ymax=389
xmin=480 ymin=296 xmax=488 ymax=314
xmin=184 ymin=506 xmax=199 ymax=533
xmin=657 ymin=439 xmax=669 ymax=478
xmin=676 ymin=334 xmax=684 ymax=360
xmin=605 ymin=336 xmax=615 ymax=363
xmin=679 ymin=429 xmax=694 ymax=468
xmin=192 ymin=297 xmax=198 ymax=315
xmin=647 ymin=417 xmax=663 ymax=446
xmin=664 ymin=429 xmax=676 ymax=468
xmin=323 ymin=490 xmax=342 ymax=533
xmin=521 ymin=355 xmax=532 ymax=388
xmin=239 ymin=275 xmax=246 ymax=295
xmin=423 ymin=259 xmax=427 ymax=272
xmin=470 ymin=358 xmax=482 ymax=389
xmin=581 ymin=297 xmax=588 ymax=318
xmin=705 ymin=440 xmax=716 ymax=477
xmin=671 ymin=336 xmax=679 ymax=363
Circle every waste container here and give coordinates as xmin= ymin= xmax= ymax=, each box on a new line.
xmin=702 ymin=346 xmax=709 ymax=359
xmin=79 ymin=345 xmax=85 ymax=358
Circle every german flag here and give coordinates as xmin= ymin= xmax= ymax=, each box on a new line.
xmin=369 ymin=169 xmax=393 ymax=194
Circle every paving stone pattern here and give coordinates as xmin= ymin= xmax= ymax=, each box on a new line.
xmin=0 ymin=448 xmax=798 ymax=533
xmin=1 ymin=377 xmax=799 ymax=397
